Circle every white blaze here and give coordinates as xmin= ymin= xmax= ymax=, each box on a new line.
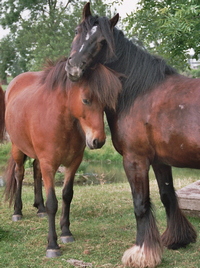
xmin=79 ymin=44 xmax=84 ymax=52
xmin=85 ymin=26 xmax=98 ymax=40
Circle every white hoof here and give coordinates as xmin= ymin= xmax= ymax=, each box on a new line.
xmin=122 ymin=244 xmax=162 ymax=268
xmin=46 ymin=249 xmax=62 ymax=258
xmin=60 ymin=235 xmax=75 ymax=243
xmin=37 ymin=212 xmax=47 ymax=218
xmin=12 ymin=214 xmax=22 ymax=221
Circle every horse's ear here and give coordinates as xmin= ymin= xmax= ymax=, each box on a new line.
xmin=82 ymin=2 xmax=92 ymax=19
xmin=110 ymin=13 xmax=119 ymax=29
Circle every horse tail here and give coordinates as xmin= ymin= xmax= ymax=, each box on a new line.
xmin=4 ymin=155 xmax=17 ymax=206
xmin=0 ymin=85 xmax=5 ymax=142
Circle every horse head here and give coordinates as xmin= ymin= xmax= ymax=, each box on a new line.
xmin=68 ymin=81 xmax=106 ymax=149
xmin=66 ymin=2 xmax=119 ymax=82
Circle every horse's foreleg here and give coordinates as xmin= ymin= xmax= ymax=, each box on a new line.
xmin=33 ymin=159 xmax=46 ymax=217
xmin=60 ymin=175 xmax=74 ymax=243
xmin=60 ymin=155 xmax=83 ymax=243
xmin=40 ymin=161 xmax=61 ymax=258
xmin=122 ymin=156 xmax=162 ymax=268
xmin=152 ymin=163 xmax=197 ymax=249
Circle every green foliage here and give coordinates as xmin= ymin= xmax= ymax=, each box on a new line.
xmin=0 ymin=0 xmax=113 ymax=78
xmin=0 ymin=0 xmax=82 ymax=74
xmin=189 ymin=67 xmax=200 ymax=78
xmin=124 ymin=0 xmax=200 ymax=71
xmin=0 ymin=36 xmax=16 ymax=83
xmin=182 ymin=65 xmax=200 ymax=78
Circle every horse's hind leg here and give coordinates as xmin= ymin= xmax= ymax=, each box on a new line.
xmin=122 ymin=155 xmax=163 ymax=268
xmin=8 ymin=145 xmax=26 ymax=221
xmin=33 ymin=159 xmax=46 ymax=217
xmin=60 ymin=154 xmax=83 ymax=243
xmin=152 ymin=163 xmax=197 ymax=249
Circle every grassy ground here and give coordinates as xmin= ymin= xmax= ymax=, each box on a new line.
xmin=0 ymin=175 xmax=200 ymax=268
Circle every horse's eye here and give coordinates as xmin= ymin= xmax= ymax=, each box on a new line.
xmin=100 ymin=40 xmax=106 ymax=46
xmin=82 ymin=99 xmax=91 ymax=105
xmin=75 ymin=29 xmax=78 ymax=35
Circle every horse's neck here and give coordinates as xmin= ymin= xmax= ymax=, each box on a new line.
xmin=104 ymin=30 xmax=178 ymax=115
xmin=105 ymin=29 xmax=176 ymax=79
xmin=105 ymin=32 xmax=133 ymax=74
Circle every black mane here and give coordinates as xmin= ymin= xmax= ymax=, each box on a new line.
xmin=84 ymin=16 xmax=178 ymax=113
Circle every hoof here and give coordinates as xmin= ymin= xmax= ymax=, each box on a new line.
xmin=12 ymin=214 xmax=22 ymax=221
xmin=122 ymin=244 xmax=162 ymax=268
xmin=60 ymin=235 xmax=75 ymax=243
xmin=37 ymin=212 xmax=47 ymax=218
xmin=46 ymin=249 xmax=62 ymax=258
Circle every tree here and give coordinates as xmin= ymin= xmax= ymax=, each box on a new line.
xmin=0 ymin=0 xmax=112 ymax=78
xmin=0 ymin=36 xmax=16 ymax=84
xmin=124 ymin=0 xmax=200 ymax=70
xmin=0 ymin=0 xmax=82 ymax=72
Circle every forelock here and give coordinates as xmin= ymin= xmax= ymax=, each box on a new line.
xmin=82 ymin=15 xmax=115 ymax=59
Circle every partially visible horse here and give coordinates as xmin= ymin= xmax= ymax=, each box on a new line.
xmin=66 ymin=3 xmax=199 ymax=267
xmin=0 ymin=85 xmax=5 ymax=141
xmin=4 ymin=58 xmax=122 ymax=257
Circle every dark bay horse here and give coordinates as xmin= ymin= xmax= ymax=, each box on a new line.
xmin=4 ymin=58 xmax=121 ymax=258
xmin=66 ymin=3 xmax=199 ymax=267
xmin=0 ymin=86 xmax=5 ymax=141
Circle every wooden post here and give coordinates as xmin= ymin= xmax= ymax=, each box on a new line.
xmin=177 ymin=180 xmax=200 ymax=218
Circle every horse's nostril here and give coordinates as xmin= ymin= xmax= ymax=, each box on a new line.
xmin=80 ymin=61 xmax=86 ymax=69
xmin=93 ymin=139 xmax=98 ymax=148
xmin=93 ymin=139 xmax=105 ymax=149
xmin=68 ymin=57 xmax=72 ymax=64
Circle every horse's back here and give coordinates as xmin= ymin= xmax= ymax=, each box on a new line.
xmin=147 ymin=76 xmax=200 ymax=167
xmin=5 ymin=72 xmax=41 ymax=103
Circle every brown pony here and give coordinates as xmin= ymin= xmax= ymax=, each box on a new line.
xmin=66 ymin=3 xmax=200 ymax=268
xmin=4 ymin=58 xmax=121 ymax=258
xmin=0 ymin=85 xmax=5 ymax=141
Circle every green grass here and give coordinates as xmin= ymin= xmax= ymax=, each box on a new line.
xmin=0 ymin=143 xmax=11 ymax=174
xmin=0 ymin=176 xmax=200 ymax=268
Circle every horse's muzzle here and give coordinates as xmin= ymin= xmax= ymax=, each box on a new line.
xmin=86 ymin=138 xmax=105 ymax=150
xmin=65 ymin=59 xmax=84 ymax=82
